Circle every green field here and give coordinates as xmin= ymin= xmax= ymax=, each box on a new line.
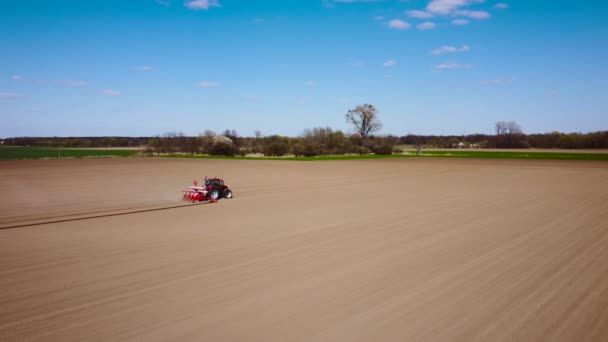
xmin=162 ymin=150 xmax=608 ymax=161
xmin=0 ymin=147 xmax=139 ymax=160
xmin=2 ymin=146 xmax=607 ymax=161
xmin=416 ymin=150 xmax=608 ymax=161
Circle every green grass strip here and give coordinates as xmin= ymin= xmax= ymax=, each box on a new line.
xmin=418 ymin=150 xmax=608 ymax=161
xmin=0 ymin=147 xmax=138 ymax=160
xmin=160 ymin=151 xmax=608 ymax=161
xmin=2 ymin=146 xmax=606 ymax=161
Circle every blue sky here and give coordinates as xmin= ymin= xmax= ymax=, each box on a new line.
xmin=1 ymin=0 xmax=607 ymax=137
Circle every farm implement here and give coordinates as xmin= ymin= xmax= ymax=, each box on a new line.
xmin=182 ymin=177 xmax=233 ymax=203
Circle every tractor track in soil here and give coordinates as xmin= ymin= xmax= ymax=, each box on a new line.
xmin=0 ymin=159 xmax=466 ymax=229
xmin=0 ymin=201 xmax=214 ymax=230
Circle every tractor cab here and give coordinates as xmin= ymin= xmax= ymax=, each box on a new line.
xmin=204 ymin=178 xmax=223 ymax=187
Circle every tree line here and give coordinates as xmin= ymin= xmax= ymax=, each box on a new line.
xmin=3 ymin=106 xmax=607 ymax=155
xmin=140 ymin=128 xmax=398 ymax=157
xmin=399 ymin=131 xmax=608 ymax=149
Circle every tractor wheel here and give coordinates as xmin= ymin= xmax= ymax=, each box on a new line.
xmin=208 ymin=189 xmax=219 ymax=200
xmin=223 ymin=189 xmax=233 ymax=199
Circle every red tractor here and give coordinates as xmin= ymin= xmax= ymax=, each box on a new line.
xmin=182 ymin=177 xmax=233 ymax=203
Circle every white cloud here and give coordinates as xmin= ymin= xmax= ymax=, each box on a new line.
xmin=407 ymin=10 xmax=434 ymax=19
xmin=303 ymin=81 xmax=317 ymax=86
xmin=384 ymin=74 xmax=393 ymax=79
xmin=102 ymin=89 xmax=121 ymax=96
xmin=58 ymin=80 xmax=88 ymax=87
xmin=431 ymin=45 xmax=470 ymax=55
xmin=0 ymin=92 xmax=23 ymax=99
xmin=383 ymin=59 xmax=397 ymax=67
xmin=11 ymin=75 xmax=44 ymax=84
xmin=408 ymin=1 xmax=489 ymax=24
xmin=252 ymin=18 xmax=265 ymax=23
xmin=156 ymin=0 xmax=171 ymax=6
xmin=185 ymin=0 xmax=219 ymax=10
xmin=388 ymin=19 xmax=410 ymax=29
xmin=452 ymin=19 xmax=469 ymax=25
xmin=135 ymin=65 xmax=153 ymax=71
xmin=426 ymin=0 xmax=484 ymax=15
xmin=480 ymin=77 xmax=515 ymax=86
xmin=455 ymin=10 xmax=490 ymax=19
xmin=417 ymin=21 xmax=436 ymax=30
xmin=199 ymin=81 xmax=219 ymax=87
xmin=495 ymin=3 xmax=509 ymax=9
xmin=434 ymin=61 xmax=471 ymax=71
xmin=373 ymin=15 xmax=385 ymax=21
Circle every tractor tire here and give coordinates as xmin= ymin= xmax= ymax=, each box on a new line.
xmin=223 ymin=189 xmax=233 ymax=199
xmin=208 ymin=189 xmax=219 ymax=200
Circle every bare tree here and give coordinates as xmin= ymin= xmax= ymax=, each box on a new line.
xmin=494 ymin=121 xmax=525 ymax=148
xmin=506 ymin=121 xmax=523 ymax=135
xmin=223 ymin=129 xmax=238 ymax=139
xmin=495 ymin=121 xmax=507 ymax=135
xmin=201 ymin=129 xmax=216 ymax=138
xmin=495 ymin=121 xmax=523 ymax=135
xmin=254 ymin=130 xmax=262 ymax=139
xmin=345 ymin=104 xmax=382 ymax=143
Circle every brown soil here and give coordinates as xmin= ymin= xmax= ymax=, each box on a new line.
xmin=1 ymin=157 xmax=607 ymax=341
